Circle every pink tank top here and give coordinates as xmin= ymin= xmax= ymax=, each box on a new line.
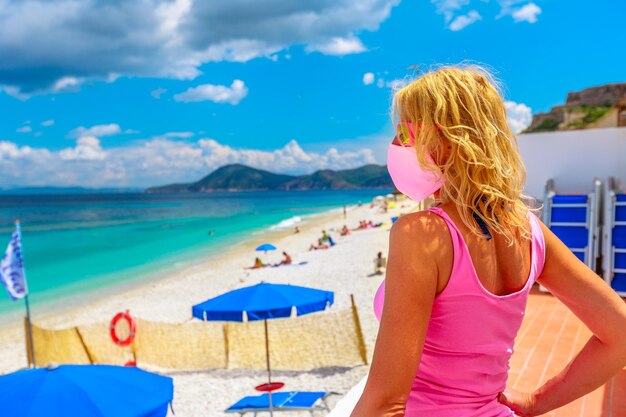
xmin=373 ymin=207 xmax=546 ymax=417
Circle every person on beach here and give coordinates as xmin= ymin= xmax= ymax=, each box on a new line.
xmin=351 ymin=65 xmax=626 ymax=417
xmin=344 ymin=205 xmax=347 ymax=219
xmin=309 ymin=238 xmax=329 ymax=251
xmin=341 ymin=225 xmax=351 ymax=236
xmin=247 ymin=257 xmax=265 ymax=269
xmin=321 ymin=230 xmax=329 ymax=242
xmin=374 ymin=251 xmax=386 ymax=275
xmin=294 ymin=226 xmax=300 ymax=234
xmin=279 ymin=251 xmax=292 ymax=265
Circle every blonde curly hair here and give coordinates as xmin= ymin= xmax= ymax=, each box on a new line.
xmin=393 ymin=64 xmax=532 ymax=244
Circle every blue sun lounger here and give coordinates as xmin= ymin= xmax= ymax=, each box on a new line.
xmin=225 ymin=391 xmax=337 ymax=416
xmin=543 ymin=179 xmax=602 ymax=265
xmin=540 ymin=179 xmax=602 ymax=293
xmin=603 ymin=177 xmax=626 ymax=296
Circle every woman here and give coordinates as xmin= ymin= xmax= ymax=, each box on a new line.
xmin=351 ymin=65 xmax=626 ymax=417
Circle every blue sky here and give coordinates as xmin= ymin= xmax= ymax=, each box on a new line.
xmin=1 ymin=0 xmax=624 ymax=188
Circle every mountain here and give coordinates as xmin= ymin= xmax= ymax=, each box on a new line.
xmin=145 ymin=164 xmax=393 ymax=193
xmin=187 ymin=164 xmax=294 ymax=192
xmin=524 ymin=82 xmax=626 ymax=133
xmin=0 ymin=186 xmax=142 ymax=195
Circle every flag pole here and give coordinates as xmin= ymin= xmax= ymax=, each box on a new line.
xmin=24 ymin=293 xmax=36 ymax=367
xmin=16 ymin=220 xmax=36 ymax=367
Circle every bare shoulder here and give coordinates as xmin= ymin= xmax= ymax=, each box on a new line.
xmin=391 ymin=210 xmax=449 ymax=242
xmin=390 ymin=210 xmax=451 ymax=256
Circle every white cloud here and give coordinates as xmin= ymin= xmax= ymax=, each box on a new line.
xmin=432 ymin=0 xmax=542 ymax=29
xmin=0 ymin=136 xmax=377 ymax=188
xmin=510 ymin=3 xmax=541 ymax=23
xmin=370 ymin=76 xmax=412 ymax=90
xmin=363 ymin=72 xmax=375 ymax=85
xmin=68 ymin=124 xmax=123 ymax=138
xmin=432 ymin=0 xmax=470 ymax=22
xmin=52 ymin=76 xmax=84 ymax=92
xmin=0 ymin=0 xmax=400 ymax=98
xmin=151 ymin=88 xmax=167 ymax=99
xmin=174 ymin=80 xmax=248 ymax=104
xmin=505 ymin=100 xmax=532 ymax=133
xmin=387 ymin=78 xmax=412 ymax=91
xmin=4 ymin=77 xmax=87 ymax=100
xmin=16 ymin=126 xmax=32 ymax=133
xmin=59 ymin=136 xmax=107 ymax=161
xmin=41 ymin=120 xmax=55 ymax=127
xmin=448 ymin=10 xmax=482 ymax=31
xmin=196 ymin=139 xmax=376 ymax=175
xmin=306 ymin=36 xmax=367 ymax=56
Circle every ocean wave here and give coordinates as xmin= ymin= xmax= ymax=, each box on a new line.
xmin=270 ymin=216 xmax=303 ymax=230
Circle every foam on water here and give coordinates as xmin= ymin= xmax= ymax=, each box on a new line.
xmin=270 ymin=215 xmax=302 ymax=230
xmin=0 ymin=189 xmax=388 ymax=314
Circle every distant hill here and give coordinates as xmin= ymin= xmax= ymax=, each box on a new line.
xmin=0 ymin=186 xmax=142 ymax=195
xmin=145 ymin=164 xmax=393 ymax=193
xmin=524 ymin=82 xmax=626 ymax=133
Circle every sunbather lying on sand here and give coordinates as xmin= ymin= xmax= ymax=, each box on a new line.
xmin=353 ymin=220 xmax=383 ymax=231
xmin=309 ymin=239 xmax=329 ymax=251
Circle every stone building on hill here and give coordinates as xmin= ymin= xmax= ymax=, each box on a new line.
xmin=525 ymin=83 xmax=626 ymax=133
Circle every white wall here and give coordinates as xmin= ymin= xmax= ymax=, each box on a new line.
xmin=518 ymin=127 xmax=626 ymax=199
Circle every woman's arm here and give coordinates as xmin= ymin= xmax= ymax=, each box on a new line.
xmin=504 ymin=219 xmax=626 ymax=416
xmin=350 ymin=212 xmax=446 ymax=417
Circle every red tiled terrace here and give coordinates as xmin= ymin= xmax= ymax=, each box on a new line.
xmin=508 ymin=286 xmax=626 ymax=416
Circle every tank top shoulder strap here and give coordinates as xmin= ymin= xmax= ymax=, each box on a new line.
xmin=527 ymin=211 xmax=546 ymax=283
xmin=427 ymin=206 xmax=547 ymax=293
xmin=426 ymin=207 xmax=476 ymax=295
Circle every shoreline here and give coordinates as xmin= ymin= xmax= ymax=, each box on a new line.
xmin=0 ymin=204 xmax=352 ymax=331
xmin=0 ymin=197 xmax=417 ymax=416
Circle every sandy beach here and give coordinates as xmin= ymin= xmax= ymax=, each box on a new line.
xmin=0 ymin=199 xmax=417 ymax=416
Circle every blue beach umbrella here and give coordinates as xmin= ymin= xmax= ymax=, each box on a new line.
xmin=0 ymin=364 xmax=173 ymax=417
xmin=255 ymin=243 xmax=277 ymax=264
xmin=192 ymin=282 xmax=334 ymax=416
xmin=192 ymin=282 xmax=334 ymax=322
xmin=255 ymin=243 xmax=277 ymax=252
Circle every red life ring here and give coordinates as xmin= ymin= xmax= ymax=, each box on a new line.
xmin=110 ymin=310 xmax=136 ymax=347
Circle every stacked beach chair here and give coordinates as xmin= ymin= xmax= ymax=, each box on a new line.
xmin=542 ymin=179 xmax=602 ymax=271
xmin=603 ymin=177 xmax=626 ymax=296
xmin=542 ymin=177 xmax=626 ymax=297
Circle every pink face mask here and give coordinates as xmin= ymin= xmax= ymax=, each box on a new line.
xmin=387 ymin=122 xmax=443 ymax=202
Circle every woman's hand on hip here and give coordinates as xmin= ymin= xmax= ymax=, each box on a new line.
xmin=497 ymin=388 xmax=541 ymax=417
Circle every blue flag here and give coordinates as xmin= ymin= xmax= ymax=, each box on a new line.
xmin=0 ymin=223 xmax=28 ymax=300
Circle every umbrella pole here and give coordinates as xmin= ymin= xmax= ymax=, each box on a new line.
xmin=264 ymin=319 xmax=273 ymax=417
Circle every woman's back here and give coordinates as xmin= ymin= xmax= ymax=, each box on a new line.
xmin=352 ymin=64 xmax=626 ymax=417
xmin=373 ymin=206 xmax=545 ymax=416
xmin=440 ymin=202 xmax=533 ymax=297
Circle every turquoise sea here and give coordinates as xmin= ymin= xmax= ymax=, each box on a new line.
xmin=0 ymin=190 xmax=387 ymax=315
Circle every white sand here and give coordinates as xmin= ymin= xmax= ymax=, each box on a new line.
xmin=0 ymin=200 xmax=417 ymax=416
